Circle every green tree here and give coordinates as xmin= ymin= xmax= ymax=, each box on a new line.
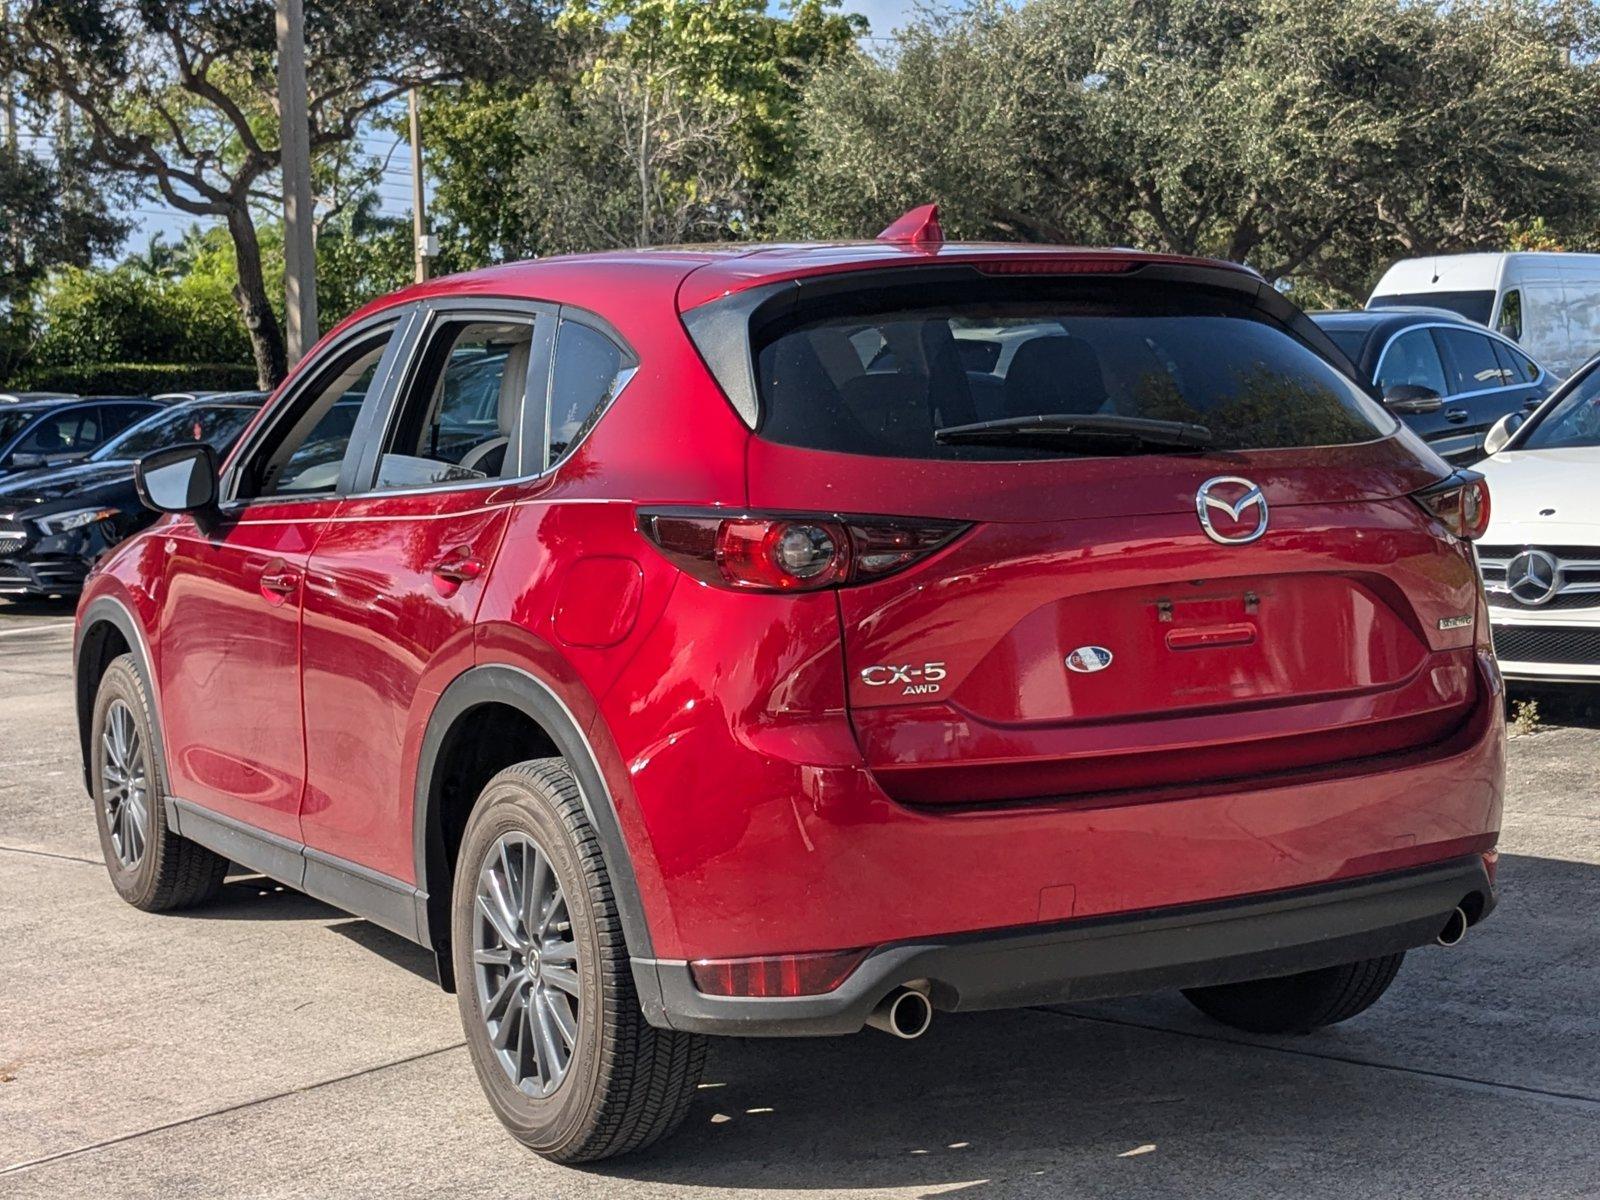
xmin=1 ymin=0 xmax=557 ymax=387
xmin=0 ymin=145 xmax=126 ymax=378
xmin=781 ymin=0 xmax=1600 ymax=302
xmin=420 ymin=1 xmax=862 ymax=261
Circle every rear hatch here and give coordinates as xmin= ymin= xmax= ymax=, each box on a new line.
xmin=691 ymin=261 xmax=1483 ymax=806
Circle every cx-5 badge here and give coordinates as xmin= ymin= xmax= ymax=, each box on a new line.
xmin=1196 ymin=476 xmax=1269 ymax=545
xmin=1066 ymin=646 xmax=1114 ymax=673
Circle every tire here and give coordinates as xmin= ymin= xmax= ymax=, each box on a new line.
xmin=451 ymin=758 xmax=707 ymax=1163
xmin=1182 ymin=953 xmax=1406 ymax=1034
xmin=90 ymin=654 xmax=229 ymax=910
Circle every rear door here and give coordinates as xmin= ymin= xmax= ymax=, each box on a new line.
xmin=735 ymin=269 xmax=1480 ymax=808
xmin=1433 ymin=325 xmax=1528 ymax=459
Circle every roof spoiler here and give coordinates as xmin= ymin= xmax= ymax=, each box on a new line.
xmin=877 ymin=204 xmax=943 ymax=247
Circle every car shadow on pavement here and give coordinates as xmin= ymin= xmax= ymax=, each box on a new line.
xmin=326 ymin=916 xmax=438 ymax=982
xmin=186 ymin=873 xmax=438 ymax=981
xmin=185 ymin=873 xmax=342 ymax=921
xmin=577 ymin=851 xmax=1598 ymax=1198
xmin=1508 ymin=684 xmax=1600 ymax=730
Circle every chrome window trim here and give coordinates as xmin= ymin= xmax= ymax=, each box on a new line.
xmin=1371 ymin=321 xmax=1546 ymax=401
xmin=331 ymin=297 xmax=640 ymax=503
xmin=355 ymin=298 xmax=552 ymax=497
xmin=220 ymin=307 xmax=418 ymax=509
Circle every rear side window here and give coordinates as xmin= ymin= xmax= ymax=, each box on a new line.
xmin=374 ymin=318 xmax=536 ymax=490
xmin=546 ymin=320 xmax=635 ymax=466
xmin=1375 ymin=329 xmax=1449 ymax=397
xmin=1492 ymin=338 xmax=1540 ymax=384
xmin=1435 ymin=328 xmax=1509 ymax=394
xmin=751 ymin=281 xmax=1395 ymax=459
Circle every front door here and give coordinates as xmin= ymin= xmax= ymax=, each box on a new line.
xmin=156 ymin=318 xmax=410 ymax=842
xmin=297 ymin=304 xmax=551 ymax=884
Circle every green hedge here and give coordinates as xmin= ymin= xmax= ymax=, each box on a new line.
xmin=7 ymin=362 xmax=261 ymax=395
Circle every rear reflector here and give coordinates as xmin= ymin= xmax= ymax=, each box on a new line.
xmin=689 ymin=948 xmax=868 ymax=997
xmin=1413 ymin=471 xmax=1491 ymax=541
xmin=639 ymin=509 xmax=969 ymax=592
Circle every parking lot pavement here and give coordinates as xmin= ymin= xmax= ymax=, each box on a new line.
xmin=2 ymin=598 xmax=1597 ymax=1199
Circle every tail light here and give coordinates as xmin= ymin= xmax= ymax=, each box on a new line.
xmin=638 ymin=509 xmax=969 ymax=592
xmin=1413 ymin=471 xmax=1490 ymax=541
xmin=689 ymin=948 xmax=868 ymax=997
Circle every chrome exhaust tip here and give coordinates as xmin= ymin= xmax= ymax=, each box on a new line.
xmin=866 ymin=987 xmax=933 ymax=1040
xmin=1437 ymin=906 xmax=1470 ymax=947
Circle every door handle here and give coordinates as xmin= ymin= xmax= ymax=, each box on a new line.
xmin=1445 ymin=407 xmax=1470 ymax=424
xmin=258 ymin=563 xmax=302 ymax=605
xmin=431 ymin=547 xmax=485 ymax=594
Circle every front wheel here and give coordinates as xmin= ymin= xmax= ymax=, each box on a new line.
xmin=451 ymin=758 xmax=706 ymax=1163
xmin=1182 ymin=953 xmax=1406 ymax=1034
xmin=90 ymin=654 xmax=228 ymax=910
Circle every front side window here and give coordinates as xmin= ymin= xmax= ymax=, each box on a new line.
xmin=1374 ymin=329 xmax=1449 ymax=397
xmin=546 ymin=319 xmax=634 ymax=465
xmin=1496 ymin=289 xmax=1523 ymax=342
xmin=1435 ymin=328 xmax=1510 ymax=394
xmin=373 ymin=318 xmax=536 ymax=490
xmin=238 ymin=327 xmax=394 ymax=499
xmin=11 ymin=409 xmax=99 ymax=457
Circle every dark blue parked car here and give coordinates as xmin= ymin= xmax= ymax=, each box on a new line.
xmin=1311 ymin=307 xmax=1554 ymax=463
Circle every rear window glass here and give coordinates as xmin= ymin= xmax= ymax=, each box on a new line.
xmin=752 ymin=281 xmax=1395 ymax=459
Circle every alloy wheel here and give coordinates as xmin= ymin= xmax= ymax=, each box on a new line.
xmin=472 ymin=831 xmax=581 ymax=1097
xmin=100 ymin=699 xmax=149 ymax=869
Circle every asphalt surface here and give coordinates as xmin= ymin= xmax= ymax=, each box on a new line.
xmin=1 ymin=596 xmax=1598 ymax=1199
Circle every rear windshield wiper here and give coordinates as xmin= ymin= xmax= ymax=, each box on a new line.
xmin=933 ymin=413 xmax=1213 ymax=453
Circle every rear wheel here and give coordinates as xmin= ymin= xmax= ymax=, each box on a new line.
xmin=451 ymin=758 xmax=706 ymax=1163
xmin=1182 ymin=953 xmax=1405 ymax=1034
xmin=90 ymin=654 xmax=229 ymax=910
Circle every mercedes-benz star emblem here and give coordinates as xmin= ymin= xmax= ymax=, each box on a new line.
xmin=1506 ymin=549 xmax=1562 ymax=606
xmin=1196 ymin=476 xmax=1269 ymax=545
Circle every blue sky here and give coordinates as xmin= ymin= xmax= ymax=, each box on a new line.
xmin=126 ymin=0 xmax=921 ymax=255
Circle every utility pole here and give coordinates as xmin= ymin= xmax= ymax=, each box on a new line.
xmin=408 ymin=88 xmax=433 ymax=284
xmin=2 ymin=1 xmax=16 ymax=163
xmin=277 ymin=0 xmax=318 ymax=366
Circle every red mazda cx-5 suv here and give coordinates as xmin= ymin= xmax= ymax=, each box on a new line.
xmin=74 ymin=208 xmax=1502 ymax=1162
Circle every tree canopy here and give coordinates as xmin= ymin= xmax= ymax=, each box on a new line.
xmin=779 ymin=0 xmax=1600 ymax=303
xmin=0 ymin=0 xmax=557 ymax=385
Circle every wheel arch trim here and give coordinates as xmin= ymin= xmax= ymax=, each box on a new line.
xmin=412 ymin=663 xmax=657 ymax=961
xmin=74 ymin=594 xmax=169 ymax=806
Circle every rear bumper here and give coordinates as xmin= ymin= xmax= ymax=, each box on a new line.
xmin=636 ymin=855 xmax=1496 ymax=1036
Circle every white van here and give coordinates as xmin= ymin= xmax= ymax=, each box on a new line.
xmin=1368 ymin=252 xmax=1600 ymax=380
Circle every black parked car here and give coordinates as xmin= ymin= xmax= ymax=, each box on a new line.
xmin=0 ymin=396 xmax=166 ymax=479
xmin=1310 ymin=307 xmax=1554 ymax=462
xmin=0 ymin=395 xmax=264 ymax=597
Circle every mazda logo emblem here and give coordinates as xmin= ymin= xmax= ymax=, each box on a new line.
xmin=1196 ymin=476 xmax=1269 ymax=545
xmin=1506 ymin=549 xmax=1562 ymax=606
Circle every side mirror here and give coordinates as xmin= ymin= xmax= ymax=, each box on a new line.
xmin=10 ymin=452 xmax=46 ymax=468
xmin=136 ymin=443 xmax=218 ymax=515
xmin=1382 ymin=384 xmax=1445 ymax=415
xmin=1483 ymin=411 xmax=1525 ymax=456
